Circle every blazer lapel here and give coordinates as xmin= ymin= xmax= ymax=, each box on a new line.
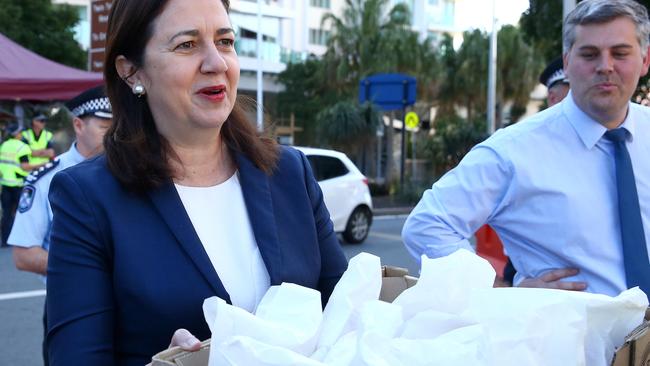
xmin=235 ymin=153 xmax=282 ymax=285
xmin=147 ymin=181 xmax=231 ymax=303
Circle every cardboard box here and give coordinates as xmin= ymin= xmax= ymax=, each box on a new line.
xmin=150 ymin=267 xmax=650 ymax=366
xmin=150 ymin=339 xmax=210 ymax=366
xmin=378 ymin=265 xmax=418 ymax=303
xmin=610 ymin=312 xmax=650 ymax=366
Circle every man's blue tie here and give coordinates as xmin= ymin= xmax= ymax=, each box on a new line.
xmin=605 ymin=128 xmax=650 ymax=295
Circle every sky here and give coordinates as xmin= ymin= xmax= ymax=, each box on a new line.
xmin=455 ymin=0 xmax=530 ymax=31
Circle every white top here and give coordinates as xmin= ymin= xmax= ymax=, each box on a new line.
xmin=402 ymin=91 xmax=650 ymax=296
xmin=175 ymin=172 xmax=270 ymax=312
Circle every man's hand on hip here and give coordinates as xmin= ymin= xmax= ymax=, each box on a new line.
xmin=517 ymin=268 xmax=587 ymax=291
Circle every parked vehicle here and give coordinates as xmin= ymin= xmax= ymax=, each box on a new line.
xmin=295 ymin=146 xmax=373 ymax=244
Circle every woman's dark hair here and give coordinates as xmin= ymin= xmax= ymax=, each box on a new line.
xmin=103 ymin=0 xmax=278 ymax=193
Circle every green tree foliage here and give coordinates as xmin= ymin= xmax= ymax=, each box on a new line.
xmin=278 ymin=0 xmax=438 ymax=181
xmin=497 ymin=25 xmax=543 ymax=125
xmin=422 ymin=114 xmax=487 ymax=178
xmin=0 ymin=0 xmax=86 ymax=69
xmin=437 ymin=27 xmax=539 ymax=126
xmin=319 ymin=0 xmax=414 ymax=180
xmin=276 ymin=57 xmax=338 ymax=146
xmin=315 ymin=101 xmax=382 ymax=170
xmin=455 ymin=30 xmax=489 ymax=122
xmin=519 ymin=0 xmax=566 ymax=61
xmin=320 ymin=0 xmax=413 ymax=94
xmin=436 ymin=34 xmax=460 ymax=118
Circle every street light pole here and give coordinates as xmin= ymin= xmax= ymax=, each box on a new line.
xmin=563 ymin=0 xmax=576 ymax=19
xmin=256 ymin=0 xmax=264 ymax=132
xmin=487 ymin=0 xmax=497 ymax=135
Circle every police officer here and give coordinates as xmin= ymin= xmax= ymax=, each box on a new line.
xmin=8 ymin=86 xmax=112 ymax=366
xmin=22 ymin=114 xmax=55 ymax=165
xmin=0 ymin=123 xmax=42 ymax=247
xmin=539 ymin=56 xmax=571 ymax=107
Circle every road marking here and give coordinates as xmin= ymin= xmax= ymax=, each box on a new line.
xmin=374 ymin=214 xmax=409 ymax=221
xmin=369 ymin=232 xmax=403 ymax=241
xmin=0 ymin=290 xmax=46 ymax=301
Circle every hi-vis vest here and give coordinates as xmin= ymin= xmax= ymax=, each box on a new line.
xmin=0 ymin=139 xmax=31 ymax=187
xmin=21 ymin=129 xmax=53 ymax=165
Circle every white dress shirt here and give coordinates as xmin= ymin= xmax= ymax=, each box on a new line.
xmin=402 ymin=92 xmax=650 ymax=296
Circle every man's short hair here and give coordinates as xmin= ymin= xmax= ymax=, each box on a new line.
xmin=563 ymin=0 xmax=650 ymax=56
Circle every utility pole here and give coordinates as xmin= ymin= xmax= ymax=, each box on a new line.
xmin=487 ymin=0 xmax=497 ymax=135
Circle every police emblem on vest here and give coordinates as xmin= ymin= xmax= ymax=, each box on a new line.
xmin=18 ymin=185 xmax=36 ymax=213
xmin=18 ymin=159 xmax=61 ymax=213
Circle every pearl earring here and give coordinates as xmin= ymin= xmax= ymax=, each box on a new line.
xmin=132 ymin=83 xmax=146 ymax=97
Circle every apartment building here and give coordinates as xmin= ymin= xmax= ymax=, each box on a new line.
xmin=54 ymin=0 xmax=461 ymax=75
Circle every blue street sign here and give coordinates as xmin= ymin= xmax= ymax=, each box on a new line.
xmin=359 ymin=73 xmax=417 ymax=111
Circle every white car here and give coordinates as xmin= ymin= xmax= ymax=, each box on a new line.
xmin=295 ymin=146 xmax=373 ymax=244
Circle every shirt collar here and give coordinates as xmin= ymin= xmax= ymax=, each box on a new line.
xmin=68 ymin=142 xmax=87 ymax=164
xmin=562 ymin=90 xmax=636 ymax=148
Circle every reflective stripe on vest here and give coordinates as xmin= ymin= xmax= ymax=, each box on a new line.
xmin=21 ymin=129 xmax=52 ymax=165
xmin=0 ymin=139 xmax=30 ymax=187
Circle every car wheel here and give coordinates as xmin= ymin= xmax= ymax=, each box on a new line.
xmin=342 ymin=206 xmax=372 ymax=244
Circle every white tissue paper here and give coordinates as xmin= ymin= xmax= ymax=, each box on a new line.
xmin=203 ymin=282 xmax=323 ymax=365
xmin=392 ymin=249 xmax=495 ymax=318
xmin=201 ymin=249 xmax=648 ymax=366
xmin=316 ymin=253 xmax=383 ymax=350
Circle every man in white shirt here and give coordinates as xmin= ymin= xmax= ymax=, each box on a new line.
xmin=402 ymin=0 xmax=650 ymax=298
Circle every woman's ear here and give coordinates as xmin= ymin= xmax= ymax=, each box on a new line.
xmin=115 ymin=55 xmax=139 ymax=88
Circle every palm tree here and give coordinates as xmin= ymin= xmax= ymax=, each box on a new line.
xmin=456 ymin=30 xmax=489 ymax=122
xmin=319 ymin=0 xmax=414 ymax=182
xmin=320 ymin=0 xmax=413 ymax=93
xmin=496 ymin=25 xmax=541 ymax=126
xmin=315 ymin=101 xmax=381 ymax=173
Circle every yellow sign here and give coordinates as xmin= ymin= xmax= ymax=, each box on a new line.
xmin=405 ymin=112 xmax=419 ymax=129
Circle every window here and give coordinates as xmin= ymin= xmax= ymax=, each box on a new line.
xmin=308 ymin=28 xmax=330 ymax=46
xmin=307 ymin=156 xmax=349 ymax=182
xmin=310 ymin=0 xmax=330 ymax=9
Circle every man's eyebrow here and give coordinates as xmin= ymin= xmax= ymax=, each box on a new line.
xmin=577 ymin=44 xmax=634 ymax=51
xmin=611 ymin=44 xmax=634 ymax=50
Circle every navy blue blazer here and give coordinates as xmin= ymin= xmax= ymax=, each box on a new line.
xmin=46 ymin=146 xmax=348 ymax=366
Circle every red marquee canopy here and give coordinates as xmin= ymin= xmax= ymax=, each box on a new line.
xmin=0 ymin=32 xmax=103 ymax=101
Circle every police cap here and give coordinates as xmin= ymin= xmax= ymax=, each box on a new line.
xmin=539 ymin=57 xmax=569 ymax=89
xmin=32 ymin=114 xmax=48 ymax=123
xmin=65 ymin=85 xmax=112 ymax=120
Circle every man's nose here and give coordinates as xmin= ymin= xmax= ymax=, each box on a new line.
xmin=596 ymin=54 xmax=614 ymax=74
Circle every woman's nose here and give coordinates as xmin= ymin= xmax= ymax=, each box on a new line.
xmin=201 ymin=44 xmax=229 ymax=74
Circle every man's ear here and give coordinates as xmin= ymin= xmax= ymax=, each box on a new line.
xmin=115 ymin=55 xmax=139 ymax=88
xmin=72 ymin=117 xmax=84 ymax=135
xmin=641 ymin=45 xmax=650 ymax=78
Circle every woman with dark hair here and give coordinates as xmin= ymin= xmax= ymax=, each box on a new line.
xmin=45 ymin=0 xmax=348 ymax=364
